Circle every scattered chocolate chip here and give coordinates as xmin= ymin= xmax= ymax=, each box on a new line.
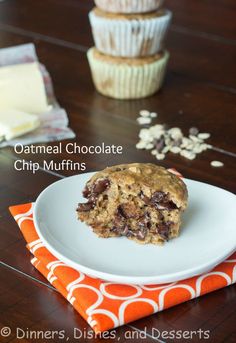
xmin=77 ymin=202 xmax=95 ymax=212
xmin=189 ymin=127 xmax=199 ymax=136
xmin=154 ymin=136 xmax=165 ymax=152
xmin=172 ymin=138 xmax=182 ymax=147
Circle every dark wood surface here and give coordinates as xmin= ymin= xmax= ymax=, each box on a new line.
xmin=0 ymin=0 xmax=235 ymax=342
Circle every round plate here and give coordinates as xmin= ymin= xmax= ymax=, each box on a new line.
xmin=34 ymin=172 xmax=236 ymax=285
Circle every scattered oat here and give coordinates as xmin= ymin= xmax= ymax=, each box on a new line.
xmin=136 ymin=111 xmax=212 ymax=162
xmin=170 ymin=146 xmax=181 ymax=154
xmin=211 ymin=161 xmax=224 ymax=167
xmin=198 ymin=133 xmax=210 ymax=140
xmin=145 ymin=143 xmax=154 ymax=150
xmin=150 ymin=112 xmax=158 ymax=118
xmin=137 ymin=117 xmax=152 ymax=125
xmin=151 ymin=149 xmax=157 ymax=155
xmin=136 ymin=141 xmax=147 ymax=149
xmin=156 ymin=153 xmax=165 ymax=160
xmin=189 ymin=135 xmax=201 ymax=143
xmin=168 ymin=127 xmax=183 ymax=140
xmin=139 ymin=110 xmax=150 ymax=117
xmin=162 ymin=146 xmax=170 ymax=154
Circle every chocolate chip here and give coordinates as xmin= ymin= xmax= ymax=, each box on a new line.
xmin=93 ymin=178 xmax=110 ymax=194
xmin=150 ymin=191 xmax=177 ymax=210
xmin=77 ymin=202 xmax=95 ymax=212
xmin=150 ymin=191 xmax=166 ymax=203
xmin=136 ymin=229 xmax=147 ymax=240
xmin=82 ymin=185 xmax=91 ymax=198
xmin=126 ymin=230 xmax=134 ymax=238
xmin=189 ymin=127 xmax=199 ymax=136
xmin=117 ymin=205 xmax=126 ymax=218
xmin=117 ymin=204 xmax=138 ymax=219
xmin=156 ymin=223 xmax=170 ymax=241
xmin=113 ymin=211 xmax=126 ymax=229
xmin=139 ymin=191 xmax=150 ymax=204
xmin=111 ymin=225 xmax=129 ymax=236
xmin=121 ymin=225 xmax=129 ymax=236
xmin=126 ymin=228 xmax=147 ymax=240
xmin=138 ymin=212 xmax=151 ymax=230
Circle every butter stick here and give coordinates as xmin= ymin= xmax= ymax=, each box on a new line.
xmin=0 ymin=62 xmax=51 ymax=114
xmin=0 ymin=109 xmax=40 ymax=140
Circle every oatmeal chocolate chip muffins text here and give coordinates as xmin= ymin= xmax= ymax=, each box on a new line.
xmin=77 ymin=163 xmax=188 ymax=245
xmin=87 ymin=0 xmax=172 ymax=99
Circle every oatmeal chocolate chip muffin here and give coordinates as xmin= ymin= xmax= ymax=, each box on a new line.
xmin=87 ymin=48 xmax=169 ymax=99
xmin=89 ymin=8 xmax=172 ymax=57
xmin=77 ymin=163 xmax=188 ymax=245
xmin=95 ymin=0 xmax=164 ymax=14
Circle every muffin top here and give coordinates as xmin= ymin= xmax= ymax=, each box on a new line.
xmin=92 ymin=7 xmax=169 ymax=20
xmin=86 ymin=163 xmax=188 ymax=210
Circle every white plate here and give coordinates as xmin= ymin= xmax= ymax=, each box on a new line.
xmin=34 ymin=172 xmax=236 ymax=285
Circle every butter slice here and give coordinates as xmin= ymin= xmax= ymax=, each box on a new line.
xmin=0 ymin=109 xmax=40 ymax=140
xmin=0 ymin=62 xmax=50 ymax=114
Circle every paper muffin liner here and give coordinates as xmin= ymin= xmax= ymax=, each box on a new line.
xmin=87 ymin=48 xmax=169 ymax=99
xmin=89 ymin=10 xmax=172 ymax=57
xmin=94 ymin=0 xmax=164 ymax=14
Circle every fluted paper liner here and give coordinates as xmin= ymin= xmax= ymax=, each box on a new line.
xmin=89 ymin=10 xmax=172 ymax=57
xmin=87 ymin=48 xmax=169 ymax=99
xmin=95 ymin=0 xmax=164 ymax=14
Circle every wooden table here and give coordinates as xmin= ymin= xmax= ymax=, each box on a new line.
xmin=0 ymin=1 xmax=235 ymax=342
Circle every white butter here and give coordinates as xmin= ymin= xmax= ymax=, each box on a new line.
xmin=0 ymin=62 xmax=50 ymax=114
xmin=0 ymin=109 xmax=40 ymax=140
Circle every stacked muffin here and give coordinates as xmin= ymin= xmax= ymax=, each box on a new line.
xmin=87 ymin=0 xmax=172 ymax=99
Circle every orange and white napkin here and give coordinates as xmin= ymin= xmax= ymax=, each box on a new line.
xmin=9 ymin=203 xmax=236 ymax=334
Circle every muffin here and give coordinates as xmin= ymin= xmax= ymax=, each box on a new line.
xmin=89 ymin=7 xmax=172 ymax=57
xmin=87 ymin=47 xmax=169 ymax=99
xmin=77 ymin=163 xmax=188 ymax=245
xmin=95 ymin=0 xmax=164 ymax=13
